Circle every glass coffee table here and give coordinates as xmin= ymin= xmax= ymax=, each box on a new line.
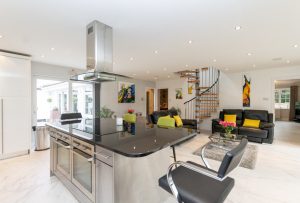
xmin=200 ymin=133 xmax=246 ymax=168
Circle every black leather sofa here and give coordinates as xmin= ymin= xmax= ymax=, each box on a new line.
xmin=148 ymin=109 xmax=197 ymax=129
xmin=212 ymin=109 xmax=274 ymax=144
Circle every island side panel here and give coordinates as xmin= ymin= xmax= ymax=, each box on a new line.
xmin=113 ymin=147 xmax=172 ymax=203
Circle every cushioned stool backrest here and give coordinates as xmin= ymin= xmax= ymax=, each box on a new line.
xmin=217 ymin=138 xmax=248 ymax=178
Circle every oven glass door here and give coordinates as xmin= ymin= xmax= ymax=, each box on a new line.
xmin=72 ymin=148 xmax=94 ymax=199
xmin=55 ymin=139 xmax=71 ymax=178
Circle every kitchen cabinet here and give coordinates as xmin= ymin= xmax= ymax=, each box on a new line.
xmin=0 ymin=52 xmax=31 ymax=159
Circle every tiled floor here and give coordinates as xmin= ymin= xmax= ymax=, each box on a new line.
xmin=0 ymin=121 xmax=300 ymax=203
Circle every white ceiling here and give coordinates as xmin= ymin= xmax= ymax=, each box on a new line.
xmin=0 ymin=0 xmax=300 ymax=81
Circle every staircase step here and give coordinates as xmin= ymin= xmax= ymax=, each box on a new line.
xmin=195 ymin=116 xmax=211 ymax=119
xmin=196 ymin=105 xmax=219 ymax=108
xmin=196 ymin=99 xmax=219 ymax=102
xmin=188 ymin=80 xmax=200 ymax=83
xmin=201 ymin=67 xmax=209 ymax=71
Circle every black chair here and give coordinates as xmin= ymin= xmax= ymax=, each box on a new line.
xmin=159 ymin=138 xmax=248 ymax=203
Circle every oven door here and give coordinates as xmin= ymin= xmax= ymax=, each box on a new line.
xmin=53 ymin=138 xmax=71 ymax=179
xmin=72 ymin=147 xmax=95 ymax=201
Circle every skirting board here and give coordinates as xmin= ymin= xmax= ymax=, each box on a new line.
xmin=0 ymin=149 xmax=30 ymax=160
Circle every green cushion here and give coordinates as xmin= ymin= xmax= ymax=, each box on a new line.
xmin=157 ymin=116 xmax=175 ymax=128
xmin=123 ymin=113 xmax=136 ymax=123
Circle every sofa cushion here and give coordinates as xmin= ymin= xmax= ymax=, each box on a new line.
xmin=151 ymin=111 xmax=169 ymax=124
xmin=239 ymin=127 xmax=268 ymax=139
xmin=222 ymin=109 xmax=243 ymax=121
xmin=243 ymin=119 xmax=260 ymax=128
xmin=244 ymin=110 xmax=269 ymax=122
xmin=174 ymin=115 xmax=183 ymax=127
xmin=168 ymin=108 xmax=178 ymax=117
xmin=157 ymin=116 xmax=175 ymax=128
xmin=224 ymin=115 xmax=237 ymax=123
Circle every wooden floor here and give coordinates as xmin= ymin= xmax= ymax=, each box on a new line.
xmin=0 ymin=121 xmax=300 ymax=203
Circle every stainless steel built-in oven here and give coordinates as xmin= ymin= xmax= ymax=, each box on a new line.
xmin=71 ymin=137 xmax=95 ymax=201
xmin=50 ymin=129 xmax=72 ymax=180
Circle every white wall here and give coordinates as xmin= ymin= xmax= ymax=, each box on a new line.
xmin=155 ymin=78 xmax=195 ymax=116
xmin=101 ymin=78 xmax=155 ymax=117
xmin=219 ymin=66 xmax=300 ymax=114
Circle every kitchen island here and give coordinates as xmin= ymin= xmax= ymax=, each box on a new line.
xmin=47 ymin=118 xmax=196 ymax=203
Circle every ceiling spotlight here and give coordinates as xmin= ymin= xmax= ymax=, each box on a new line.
xmin=51 ymin=47 xmax=55 ymax=51
xmin=154 ymin=50 xmax=158 ymax=54
xmin=225 ymin=68 xmax=229 ymax=71
xmin=185 ymin=64 xmax=189 ymax=67
xmin=252 ymin=64 xmax=256 ymax=68
xmin=213 ymin=59 xmax=217 ymax=62
xmin=286 ymin=60 xmax=290 ymax=64
xmin=130 ymin=57 xmax=134 ymax=61
xmin=146 ymin=70 xmax=150 ymax=74
xmin=41 ymin=54 xmax=45 ymax=58
xmin=235 ymin=25 xmax=241 ymax=30
xmin=113 ymin=61 xmax=116 ymax=65
xmin=188 ymin=40 xmax=192 ymax=44
xmin=247 ymin=53 xmax=252 ymax=56
xmin=163 ymin=68 xmax=167 ymax=71
xmin=0 ymin=35 xmax=3 ymax=39
xmin=294 ymin=44 xmax=298 ymax=48
xmin=167 ymin=75 xmax=171 ymax=78
xmin=132 ymin=73 xmax=137 ymax=76
xmin=154 ymin=77 xmax=158 ymax=80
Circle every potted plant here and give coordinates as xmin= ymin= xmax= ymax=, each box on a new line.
xmin=219 ymin=121 xmax=236 ymax=139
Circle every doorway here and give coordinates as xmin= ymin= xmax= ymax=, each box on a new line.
xmin=146 ymin=88 xmax=155 ymax=115
xmin=158 ymin=89 xmax=168 ymax=111
xmin=274 ymin=79 xmax=300 ymax=122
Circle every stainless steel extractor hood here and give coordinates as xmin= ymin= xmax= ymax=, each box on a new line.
xmin=71 ymin=20 xmax=128 ymax=82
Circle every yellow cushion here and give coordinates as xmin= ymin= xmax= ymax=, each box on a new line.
xmin=157 ymin=116 xmax=175 ymax=128
xmin=173 ymin=115 xmax=183 ymax=127
xmin=224 ymin=115 xmax=237 ymax=123
xmin=243 ymin=119 xmax=260 ymax=128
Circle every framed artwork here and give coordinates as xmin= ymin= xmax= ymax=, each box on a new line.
xmin=118 ymin=82 xmax=135 ymax=103
xmin=175 ymin=88 xmax=183 ymax=99
xmin=243 ymin=75 xmax=251 ymax=107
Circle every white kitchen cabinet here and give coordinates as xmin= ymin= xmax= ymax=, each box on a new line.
xmin=0 ymin=51 xmax=31 ymax=159
xmin=2 ymin=98 xmax=30 ymax=154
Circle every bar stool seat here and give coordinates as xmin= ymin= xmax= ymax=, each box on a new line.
xmin=159 ymin=161 xmax=234 ymax=203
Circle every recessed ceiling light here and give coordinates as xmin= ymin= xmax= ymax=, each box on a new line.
xmin=154 ymin=50 xmax=158 ymax=54
xmin=225 ymin=68 xmax=229 ymax=71
xmin=163 ymin=68 xmax=167 ymax=71
xmin=247 ymin=53 xmax=252 ymax=56
xmin=188 ymin=40 xmax=192 ymax=44
xmin=51 ymin=47 xmax=55 ymax=51
xmin=213 ymin=59 xmax=217 ymax=62
xmin=132 ymin=73 xmax=137 ymax=76
xmin=286 ymin=60 xmax=290 ymax=64
xmin=41 ymin=54 xmax=45 ymax=58
xmin=0 ymin=35 xmax=3 ymax=39
xmin=167 ymin=75 xmax=171 ymax=78
xmin=146 ymin=70 xmax=150 ymax=74
xmin=113 ymin=61 xmax=116 ymax=65
xmin=130 ymin=57 xmax=134 ymax=61
xmin=185 ymin=64 xmax=189 ymax=67
xmin=154 ymin=77 xmax=158 ymax=80
xmin=252 ymin=64 xmax=256 ymax=68
xmin=235 ymin=25 xmax=241 ymax=30
xmin=293 ymin=44 xmax=298 ymax=48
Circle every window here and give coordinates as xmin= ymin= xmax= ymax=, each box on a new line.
xmin=36 ymin=79 xmax=69 ymax=122
xmin=275 ymin=88 xmax=290 ymax=109
xmin=72 ymin=83 xmax=93 ymax=118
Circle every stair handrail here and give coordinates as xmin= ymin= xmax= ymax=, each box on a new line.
xmin=198 ymin=70 xmax=220 ymax=97
xmin=183 ymin=69 xmax=220 ymax=105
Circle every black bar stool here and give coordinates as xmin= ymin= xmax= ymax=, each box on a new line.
xmin=159 ymin=138 xmax=248 ymax=203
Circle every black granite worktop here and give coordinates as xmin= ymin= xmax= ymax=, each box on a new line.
xmin=47 ymin=118 xmax=197 ymax=157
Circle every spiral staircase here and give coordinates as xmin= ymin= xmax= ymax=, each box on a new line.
xmin=177 ymin=67 xmax=220 ymax=132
